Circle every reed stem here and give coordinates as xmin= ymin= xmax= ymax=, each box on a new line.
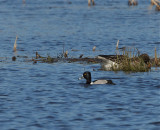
xmin=151 ymin=0 xmax=160 ymax=10
xmin=13 ymin=36 xmax=18 ymax=52
xmin=155 ymin=47 xmax=158 ymax=65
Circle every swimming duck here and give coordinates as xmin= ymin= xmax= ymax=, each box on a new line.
xmin=79 ymin=71 xmax=115 ymax=85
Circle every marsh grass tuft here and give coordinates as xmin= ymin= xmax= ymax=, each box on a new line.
xmin=112 ymin=47 xmax=150 ymax=72
xmin=46 ymin=55 xmax=54 ymax=63
xmin=113 ymin=58 xmax=149 ymax=72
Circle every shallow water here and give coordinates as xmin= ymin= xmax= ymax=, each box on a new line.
xmin=0 ymin=0 xmax=160 ymax=130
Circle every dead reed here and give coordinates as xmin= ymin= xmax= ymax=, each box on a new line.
xmin=13 ymin=36 xmax=18 ymax=52
xmin=116 ymin=40 xmax=119 ymax=50
xmin=128 ymin=0 xmax=138 ymax=6
xmin=154 ymin=47 xmax=159 ymax=65
xmin=112 ymin=48 xmax=150 ymax=72
xmin=88 ymin=0 xmax=95 ymax=6
xmin=151 ymin=0 xmax=160 ymax=10
xmin=93 ymin=46 xmax=96 ymax=51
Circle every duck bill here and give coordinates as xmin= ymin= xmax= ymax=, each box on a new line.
xmin=78 ymin=75 xmax=84 ymax=80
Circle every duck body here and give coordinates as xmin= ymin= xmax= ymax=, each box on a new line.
xmin=91 ymin=79 xmax=114 ymax=85
xmin=79 ymin=71 xmax=115 ymax=85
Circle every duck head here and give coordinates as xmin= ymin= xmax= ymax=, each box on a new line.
xmin=79 ymin=71 xmax=91 ymax=84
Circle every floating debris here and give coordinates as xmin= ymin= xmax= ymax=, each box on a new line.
xmin=12 ymin=56 xmax=16 ymax=61
xmin=79 ymin=54 xmax=83 ymax=58
xmin=29 ymin=47 xmax=160 ymax=69
xmin=17 ymin=55 xmax=28 ymax=58
xmin=71 ymin=49 xmax=79 ymax=52
xmin=67 ymin=57 xmax=101 ymax=64
xmin=33 ymin=60 xmax=37 ymax=64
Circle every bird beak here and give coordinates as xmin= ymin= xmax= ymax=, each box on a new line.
xmin=78 ymin=75 xmax=84 ymax=80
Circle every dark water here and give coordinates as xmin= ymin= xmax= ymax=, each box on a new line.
xmin=0 ymin=0 xmax=160 ymax=129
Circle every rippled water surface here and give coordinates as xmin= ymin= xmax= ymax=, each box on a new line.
xmin=0 ymin=0 xmax=160 ymax=130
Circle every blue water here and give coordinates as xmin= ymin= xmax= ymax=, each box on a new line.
xmin=0 ymin=0 xmax=160 ymax=130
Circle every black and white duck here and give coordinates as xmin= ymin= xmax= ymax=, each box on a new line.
xmin=79 ymin=71 xmax=115 ymax=85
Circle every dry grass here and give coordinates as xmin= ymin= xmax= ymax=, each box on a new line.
xmin=112 ymin=48 xmax=150 ymax=72
xmin=93 ymin=46 xmax=96 ymax=51
xmin=128 ymin=0 xmax=138 ymax=6
xmin=151 ymin=0 xmax=160 ymax=10
xmin=112 ymin=56 xmax=149 ymax=72
xmin=151 ymin=47 xmax=160 ymax=66
xmin=88 ymin=0 xmax=95 ymax=6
